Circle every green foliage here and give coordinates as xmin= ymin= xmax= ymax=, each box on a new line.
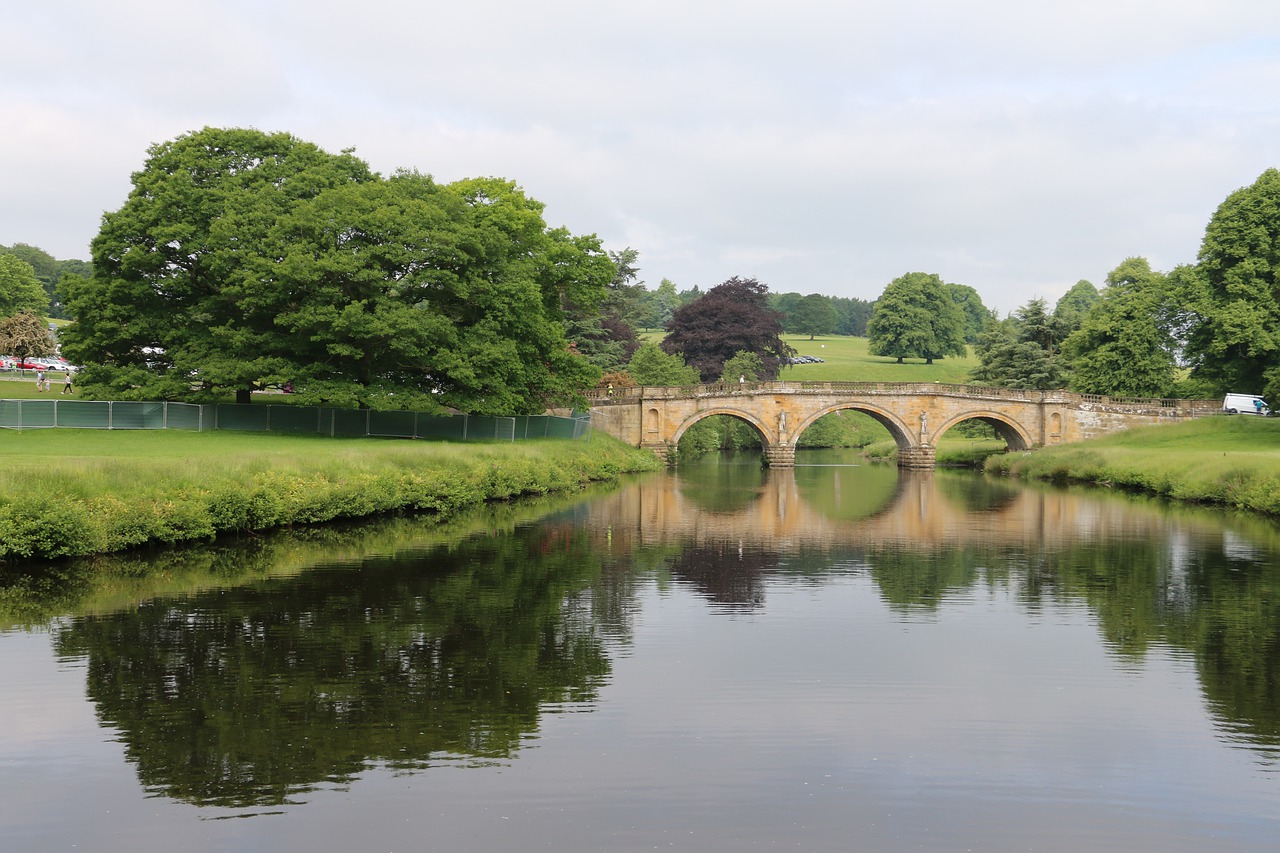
xmin=721 ymin=350 xmax=764 ymax=382
xmin=970 ymin=299 xmax=1067 ymax=389
xmin=946 ymin=283 xmax=995 ymax=344
xmin=677 ymin=415 xmax=762 ymax=460
xmin=59 ymin=127 xmax=609 ymax=414
xmin=795 ymin=410 xmax=881 ymax=448
xmin=1064 ymin=258 xmax=1178 ymax=397
xmin=1054 ymin=279 xmax=1100 ymax=336
xmin=626 ymin=341 xmax=700 ymax=386
xmin=0 ymin=253 xmax=49 ymax=317
xmin=651 ymin=278 xmax=680 ymax=328
xmin=1183 ymin=168 xmax=1280 ymax=396
xmin=789 ymin=293 xmax=840 ymax=340
xmin=867 ymin=272 xmax=967 ymax=364
xmin=833 ymin=296 xmax=874 ymax=337
xmin=0 ymin=243 xmax=88 ymax=320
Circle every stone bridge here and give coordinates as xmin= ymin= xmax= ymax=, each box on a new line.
xmin=588 ymin=382 xmax=1218 ymax=468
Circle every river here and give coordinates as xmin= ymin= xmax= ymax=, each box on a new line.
xmin=1 ymin=450 xmax=1278 ymax=852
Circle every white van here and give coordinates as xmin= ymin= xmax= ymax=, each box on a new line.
xmin=1223 ymin=393 xmax=1270 ymax=415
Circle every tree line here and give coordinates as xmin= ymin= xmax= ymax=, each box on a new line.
xmin=2 ymin=126 xmax=1278 ymax=407
xmin=966 ymin=168 xmax=1280 ymax=401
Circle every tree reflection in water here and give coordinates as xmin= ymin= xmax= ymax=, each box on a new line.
xmin=52 ymin=522 xmax=611 ymax=808
xmin=11 ymin=461 xmax=1280 ymax=810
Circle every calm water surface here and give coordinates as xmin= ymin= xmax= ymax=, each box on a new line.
xmin=1 ymin=450 xmax=1278 ymax=852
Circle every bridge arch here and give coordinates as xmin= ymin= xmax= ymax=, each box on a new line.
xmin=934 ymin=410 xmax=1033 ymax=451
xmin=794 ymin=402 xmax=917 ymax=450
xmin=670 ymin=407 xmax=773 ymax=450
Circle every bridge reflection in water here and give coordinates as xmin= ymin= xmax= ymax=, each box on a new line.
xmin=590 ymin=462 xmax=1130 ymax=554
xmin=586 ymin=461 xmax=1280 ymax=764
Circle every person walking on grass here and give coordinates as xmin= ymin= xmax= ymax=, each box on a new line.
xmin=35 ymin=369 xmax=45 ymax=392
xmin=62 ymin=373 xmax=73 ymax=395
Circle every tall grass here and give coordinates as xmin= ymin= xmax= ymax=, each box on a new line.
xmin=0 ymin=430 xmax=661 ymax=561
xmin=985 ymin=416 xmax=1280 ymax=515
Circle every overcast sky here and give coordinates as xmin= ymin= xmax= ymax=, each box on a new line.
xmin=4 ymin=1 xmax=1279 ymax=313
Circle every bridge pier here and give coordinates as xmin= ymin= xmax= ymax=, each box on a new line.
xmin=764 ymin=444 xmax=796 ymax=468
xmin=641 ymin=442 xmax=674 ymax=466
xmin=898 ymin=444 xmax=936 ymax=469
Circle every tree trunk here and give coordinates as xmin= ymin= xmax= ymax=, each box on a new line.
xmin=235 ymin=388 xmax=251 ymax=405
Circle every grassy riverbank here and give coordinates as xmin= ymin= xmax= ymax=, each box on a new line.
xmin=0 ymin=429 xmax=661 ymax=561
xmin=985 ymin=416 xmax=1280 ymax=515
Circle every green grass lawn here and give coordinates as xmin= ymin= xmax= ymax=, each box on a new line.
xmin=778 ymin=335 xmax=978 ymax=383
xmin=636 ymin=332 xmax=979 ymax=383
xmin=988 ymin=415 xmax=1280 ymax=514
xmin=0 ymin=373 xmax=74 ymax=398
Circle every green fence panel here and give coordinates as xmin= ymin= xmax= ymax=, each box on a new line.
xmin=266 ymin=405 xmax=322 ymax=433
xmin=96 ymin=401 xmax=159 ymax=429
xmin=460 ymin=416 xmax=514 ymax=440
xmin=331 ymin=408 xmax=369 ymax=437
xmin=164 ymin=403 xmax=207 ymax=431
xmin=48 ymin=400 xmax=108 ymax=428
xmin=516 ymin=416 xmax=556 ymax=438
xmin=8 ymin=400 xmax=57 ymax=428
xmin=215 ymin=404 xmax=269 ymax=431
xmin=369 ymin=410 xmax=416 ymax=438
xmin=414 ymin=415 xmax=467 ymax=440
xmin=544 ymin=416 xmax=583 ymax=439
xmin=0 ymin=400 xmax=29 ymax=428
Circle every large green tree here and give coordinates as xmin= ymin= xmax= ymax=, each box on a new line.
xmin=1182 ymin=168 xmax=1280 ymax=395
xmin=61 ymin=127 xmax=374 ymax=403
xmin=626 ymin=341 xmax=700 ymax=386
xmin=1063 ymin=258 xmax=1178 ymax=397
xmin=946 ymin=283 xmax=994 ymax=344
xmin=564 ymin=246 xmax=644 ymax=372
xmin=790 ymin=293 xmax=839 ymax=340
xmin=60 ymin=128 xmax=610 ymax=413
xmin=0 ymin=253 xmax=50 ymax=317
xmin=662 ymin=277 xmax=793 ymax=382
xmin=970 ymin=298 xmax=1067 ymax=389
xmin=0 ymin=243 xmax=88 ymax=319
xmin=867 ymin=272 xmax=967 ymax=364
xmin=1054 ymin=279 xmax=1100 ymax=336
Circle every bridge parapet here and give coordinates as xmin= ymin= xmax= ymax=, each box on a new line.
xmin=591 ymin=382 xmax=1217 ymax=415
